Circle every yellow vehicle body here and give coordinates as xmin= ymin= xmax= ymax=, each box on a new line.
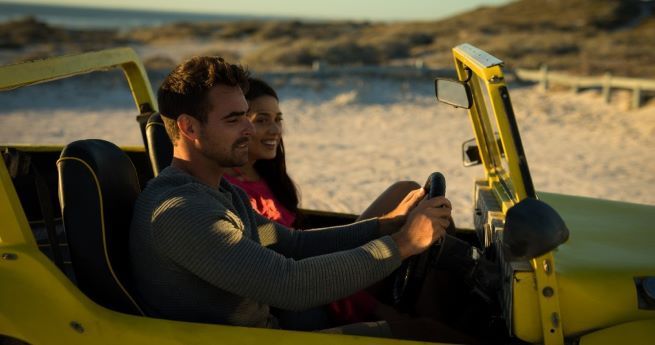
xmin=1 ymin=46 xmax=654 ymax=345
xmin=512 ymin=193 xmax=655 ymax=342
xmin=448 ymin=44 xmax=655 ymax=344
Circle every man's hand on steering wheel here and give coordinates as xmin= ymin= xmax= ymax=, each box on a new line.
xmin=388 ymin=172 xmax=451 ymax=307
xmin=378 ymin=187 xmax=426 ymax=236
xmin=391 ymin=196 xmax=451 ymax=260
xmin=386 ymin=187 xmax=426 ymax=218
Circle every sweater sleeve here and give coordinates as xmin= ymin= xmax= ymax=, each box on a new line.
xmin=254 ymin=213 xmax=385 ymax=259
xmin=152 ymin=189 xmax=402 ymax=311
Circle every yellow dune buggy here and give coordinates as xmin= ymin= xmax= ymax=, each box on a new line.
xmin=0 ymin=44 xmax=653 ymax=344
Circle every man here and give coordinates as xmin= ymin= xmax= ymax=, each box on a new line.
xmin=130 ymin=56 xmax=452 ymax=337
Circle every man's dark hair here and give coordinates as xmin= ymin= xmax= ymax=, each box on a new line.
xmin=246 ymin=78 xmax=301 ymax=226
xmin=157 ymin=56 xmax=249 ymax=142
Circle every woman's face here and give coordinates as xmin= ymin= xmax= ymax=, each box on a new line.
xmin=247 ymin=95 xmax=283 ymax=161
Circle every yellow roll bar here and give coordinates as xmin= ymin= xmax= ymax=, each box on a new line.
xmin=451 ymin=43 xmax=563 ymax=344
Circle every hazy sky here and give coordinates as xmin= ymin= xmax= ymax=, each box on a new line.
xmin=2 ymin=0 xmax=514 ymax=20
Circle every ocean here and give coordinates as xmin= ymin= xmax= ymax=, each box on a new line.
xmin=0 ymin=2 xmax=272 ymax=30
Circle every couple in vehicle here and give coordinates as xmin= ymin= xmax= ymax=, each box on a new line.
xmin=223 ymin=77 xmax=427 ymax=328
xmin=129 ymin=56 xmax=476 ymax=343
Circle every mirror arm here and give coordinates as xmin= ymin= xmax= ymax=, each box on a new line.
xmin=462 ymin=67 xmax=473 ymax=82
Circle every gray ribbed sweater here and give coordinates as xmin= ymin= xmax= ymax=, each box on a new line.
xmin=129 ymin=166 xmax=402 ymax=328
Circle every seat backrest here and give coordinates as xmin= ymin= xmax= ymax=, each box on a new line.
xmin=145 ymin=112 xmax=173 ymax=176
xmin=57 ymin=139 xmax=145 ymax=315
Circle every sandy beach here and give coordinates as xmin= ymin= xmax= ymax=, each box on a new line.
xmin=1 ymin=73 xmax=653 ymax=227
xmin=279 ymin=78 xmax=655 ymax=227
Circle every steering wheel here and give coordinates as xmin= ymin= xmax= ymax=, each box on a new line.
xmin=391 ymin=172 xmax=447 ymax=306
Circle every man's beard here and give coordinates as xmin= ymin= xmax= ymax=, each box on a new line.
xmin=199 ymin=134 xmax=250 ymax=168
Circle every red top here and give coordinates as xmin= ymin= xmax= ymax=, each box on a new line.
xmin=224 ymin=171 xmax=378 ymax=325
xmin=223 ymin=174 xmax=296 ymax=228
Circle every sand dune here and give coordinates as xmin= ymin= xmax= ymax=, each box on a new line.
xmin=1 ymin=75 xmax=653 ymax=227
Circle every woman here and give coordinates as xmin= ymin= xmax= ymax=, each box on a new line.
xmin=224 ymin=78 xmax=419 ymax=228
xmin=224 ymin=77 xmax=420 ymax=327
xmin=223 ymin=77 xmax=300 ymax=228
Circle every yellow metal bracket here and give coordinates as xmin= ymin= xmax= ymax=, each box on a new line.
xmin=532 ymin=253 xmax=565 ymax=345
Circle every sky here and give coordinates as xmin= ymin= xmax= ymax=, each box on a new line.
xmin=0 ymin=0 xmax=514 ymax=21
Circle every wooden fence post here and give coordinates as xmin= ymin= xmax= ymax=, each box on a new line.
xmin=602 ymin=72 xmax=612 ymax=103
xmin=540 ymin=65 xmax=549 ymax=91
xmin=632 ymin=87 xmax=643 ymax=109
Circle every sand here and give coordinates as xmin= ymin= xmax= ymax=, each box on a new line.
xmin=1 ymin=73 xmax=653 ymax=227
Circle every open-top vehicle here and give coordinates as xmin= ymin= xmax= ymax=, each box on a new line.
xmin=1 ymin=44 xmax=653 ymax=345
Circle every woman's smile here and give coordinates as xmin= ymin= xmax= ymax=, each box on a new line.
xmin=260 ymin=138 xmax=278 ymax=150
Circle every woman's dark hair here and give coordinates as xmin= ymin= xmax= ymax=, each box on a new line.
xmin=247 ymin=78 xmax=301 ymax=225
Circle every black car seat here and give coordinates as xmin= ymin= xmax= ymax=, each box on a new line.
xmin=57 ymin=139 xmax=145 ymax=315
xmin=145 ymin=112 xmax=173 ymax=176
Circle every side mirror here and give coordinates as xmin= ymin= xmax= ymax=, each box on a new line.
xmin=502 ymin=198 xmax=569 ymax=261
xmin=434 ymin=78 xmax=472 ymax=109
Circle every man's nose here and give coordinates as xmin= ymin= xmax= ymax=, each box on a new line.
xmin=242 ymin=118 xmax=255 ymax=136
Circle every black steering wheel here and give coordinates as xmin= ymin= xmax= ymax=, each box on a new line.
xmin=391 ymin=172 xmax=447 ymax=307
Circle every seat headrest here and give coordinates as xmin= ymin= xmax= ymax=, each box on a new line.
xmin=146 ymin=112 xmax=173 ymax=176
xmin=57 ymin=139 xmax=144 ymax=315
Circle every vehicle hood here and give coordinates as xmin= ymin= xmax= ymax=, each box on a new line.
xmin=537 ymin=192 xmax=655 ymax=334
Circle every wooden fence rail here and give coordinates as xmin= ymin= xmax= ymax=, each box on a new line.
xmin=515 ymin=66 xmax=655 ymax=109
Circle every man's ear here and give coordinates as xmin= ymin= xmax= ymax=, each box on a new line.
xmin=177 ymin=114 xmax=200 ymax=141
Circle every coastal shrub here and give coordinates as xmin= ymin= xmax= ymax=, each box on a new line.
xmin=214 ymin=21 xmax=262 ymax=39
xmin=0 ymin=16 xmax=59 ymax=46
xmin=251 ymin=21 xmax=303 ymax=40
xmin=250 ymin=20 xmax=372 ymax=42
xmin=244 ymin=39 xmax=317 ymax=67
xmin=362 ymin=35 xmax=414 ymax=61
xmin=125 ymin=22 xmax=221 ymax=42
xmin=243 ymin=36 xmax=380 ymax=68
xmin=321 ymin=38 xmax=380 ymax=65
